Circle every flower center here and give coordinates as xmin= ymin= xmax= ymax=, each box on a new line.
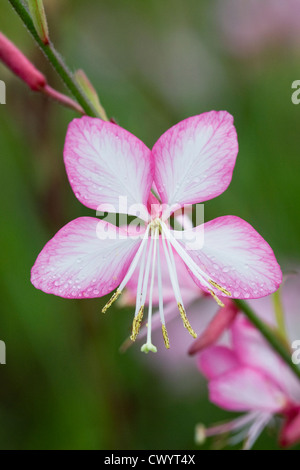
xmin=102 ymin=218 xmax=232 ymax=353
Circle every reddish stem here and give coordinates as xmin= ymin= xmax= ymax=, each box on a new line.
xmin=42 ymin=85 xmax=84 ymax=114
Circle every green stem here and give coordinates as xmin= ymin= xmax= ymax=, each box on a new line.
xmin=272 ymin=288 xmax=288 ymax=340
xmin=233 ymin=299 xmax=300 ymax=381
xmin=8 ymin=0 xmax=103 ymax=118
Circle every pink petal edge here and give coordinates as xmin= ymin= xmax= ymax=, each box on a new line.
xmin=176 ymin=215 xmax=282 ymax=299
xmin=64 ymin=117 xmax=153 ymax=221
xmin=152 ymin=111 xmax=238 ymax=209
xmin=31 ymin=217 xmax=142 ymax=299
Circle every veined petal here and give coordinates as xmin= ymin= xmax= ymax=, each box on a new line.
xmin=152 ymin=111 xmax=238 ymax=208
xmin=198 ymin=345 xmax=240 ymax=380
xmin=31 ymin=217 xmax=142 ymax=298
xmin=64 ymin=117 xmax=153 ymax=221
xmin=176 ymin=216 xmax=282 ymax=299
xmin=209 ymin=367 xmax=287 ymax=412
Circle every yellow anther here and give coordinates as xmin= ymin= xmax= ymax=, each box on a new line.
xmin=162 ymin=324 xmax=170 ymax=349
xmin=209 ymin=279 xmax=232 ymax=297
xmin=208 ymin=289 xmax=225 ymax=308
xmin=130 ymin=305 xmax=144 ymax=342
xmin=178 ymin=303 xmax=197 ymax=338
xmin=102 ymin=289 xmax=121 ymax=313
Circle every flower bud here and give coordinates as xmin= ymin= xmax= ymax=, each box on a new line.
xmin=75 ymin=69 xmax=108 ymax=120
xmin=0 ymin=32 xmax=46 ymax=91
xmin=28 ymin=0 xmax=49 ymax=45
xmin=188 ymin=299 xmax=239 ymax=355
xmin=280 ymin=409 xmax=300 ymax=448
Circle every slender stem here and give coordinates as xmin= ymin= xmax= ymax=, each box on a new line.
xmin=42 ymin=85 xmax=84 ymax=114
xmin=8 ymin=0 xmax=104 ymax=118
xmin=233 ymin=299 xmax=300 ymax=381
xmin=272 ymin=288 xmax=288 ymax=340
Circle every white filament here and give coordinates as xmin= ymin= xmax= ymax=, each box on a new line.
xmin=161 ymin=221 xmax=213 ymax=291
xmin=140 ymin=232 xmax=154 ymax=306
xmin=146 ymin=228 xmax=159 ymax=345
xmin=119 ymin=224 xmax=151 ymax=292
xmin=161 ymin=231 xmax=182 ymax=305
xmin=156 ymin=237 xmax=165 ymax=326
xmin=134 ymin=235 xmax=149 ymax=317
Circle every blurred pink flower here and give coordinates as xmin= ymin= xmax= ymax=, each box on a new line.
xmin=216 ymin=0 xmax=300 ymax=57
xmin=31 ymin=113 xmax=281 ymax=353
xmin=196 ymin=273 xmax=300 ymax=448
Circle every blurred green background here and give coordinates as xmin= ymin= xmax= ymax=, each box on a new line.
xmin=0 ymin=0 xmax=299 ymax=450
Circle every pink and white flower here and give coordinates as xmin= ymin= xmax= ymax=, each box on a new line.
xmin=31 ymin=112 xmax=282 ymax=353
xmin=196 ymin=275 xmax=300 ymax=449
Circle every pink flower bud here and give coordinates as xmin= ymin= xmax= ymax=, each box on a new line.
xmin=188 ymin=299 xmax=239 ymax=355
xmin=0 ymin=32 xmax=46 ymax=91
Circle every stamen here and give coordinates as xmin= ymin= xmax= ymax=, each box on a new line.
xmin=243 ymin=413 xmax=273 ymax=450
xmin=118 ymin=224 xmax=151 ymax=292
xmin=161 ymin=232 xmax=197 ymax=339
xmin=161 ymin=222 xmax=213 ymax=291
xmin=160 ymin=222 xmax=229 ymax=309
xmin=162 ymin=324 xmax=170 ymax=349
xmin=209 ymin=279 xmax=232 ymax=297
xmin=208 ymin=289 xmax=225 ymax=308
xmin=102 ymin=289 xmax=121 ymax=313
xmin=156 ymin=237 xmax=165 ymax=326
xmin=102 ymin=225 xmax=150 ymax=315
xmin=134 ymin=236 xmax=149 ymax=316
xmin=161 ymin=233 xmax=182 ymax=302
xmin=204 ymin=411 xmax=260 ymax=438
xmin=130 ymin=305 xmax=144 ymax=341
xmin=178 ymin=302 xmax=197 ymax=338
